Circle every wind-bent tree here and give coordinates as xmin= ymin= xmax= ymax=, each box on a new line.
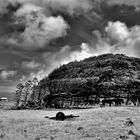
xmin=29 ymin=77 xmax=39 ymax=106
xmin=15 ymin=83 xmax=24 ymax=107
xmin=23 ymin=80 xmax=33 ymax=107
xmin=38 ymin=78 xmax=50 ymax=107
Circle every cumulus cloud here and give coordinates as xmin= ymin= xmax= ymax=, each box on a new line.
xmin=20 ymin=43 xmax=98 ymax=82
xmin=44 ymin=20 xmax=140 ymax=68
xmin=53 ymin=43 xmax=107 ymax=64
xmin=42 ymin=44 xmax=93 ymax=68
xmin=4 ymin=3 xmax=69 ymax=50
xmin=20 ymin=70 xmax=47 ymax=82
xmin=0 ymin=0 xmax=97 ymax=51
xmin=43 ymin=0 xmax=93 ymax=15
xmin=0 ymin=0 xmax=92 ymax=16
xmin=23 ymin=0 xmax=92 ymax=15
xmin=0 ymin=70 xmax=17 ymax=79
xmin=105 ymin=21 xmax=130 ymax=42
xmin=41 ymin=42 xmax=110 ymax=76
xmin=105 ymin=21 xmax=140 ymax=57
xmin=15 ymin=3 xmax=41 ymax=16
xmin=20 ymin=60 xmax=47 ymax=82
xmin=21 ymin=60 xmax=45 ymax=70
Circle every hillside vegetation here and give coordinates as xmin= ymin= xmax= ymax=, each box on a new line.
xmin=44 ymin=54 xmax=140 ymax=99
xmin=48 ymin=54 xmax=140 ymax=80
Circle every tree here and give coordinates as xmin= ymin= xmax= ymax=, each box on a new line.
xmin=23 ymin=80 xmax=33 ymax=107
xmin=29 ymin=77 xmax=39 ymax=105
xmin=32 ymin=77 xmax=38 ymax=86
xmin=15 ymin=83 xmax=24 ymax=107
xmin=38 ymin=78 xmax=50 ymax=107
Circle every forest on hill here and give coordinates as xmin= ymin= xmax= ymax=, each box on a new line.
xmin=16 ymin=54 xmax=140 ymax=108
xmin=46 ymin=54 xmax=140 ymax=97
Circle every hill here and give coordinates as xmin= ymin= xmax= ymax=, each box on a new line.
xmin=48 ymin=53 xmax=140 ymax=80
xmin=42 ymin=54 xmax=140 ymax=101
xmin=15 ymin=53 xmax=140 ymax=109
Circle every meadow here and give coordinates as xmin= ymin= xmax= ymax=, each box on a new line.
xmin=0 ymin=103 xmax=140 ymax=140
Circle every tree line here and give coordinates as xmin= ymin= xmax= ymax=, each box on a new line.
xmin=15 ymin=77 xmax=49 ymax=109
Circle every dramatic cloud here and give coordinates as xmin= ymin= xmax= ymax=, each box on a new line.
xmin=45 ymin=20 xmax=140 ymax=66
xmin=103 ymin=21 xmax=140 ymax=57
xmin=40 ymin=42 xmax=110 ymax=77
xmin=0 ymin=70 xmax=17 ymax=79
xmin=15 ymin=3 xmax=41 ymax=16
xmin=13 ymin=20 xmax=140 ymax=84
xmin=52 ymin=43 xmax=110 ymax=64
xmin=20 ymin=69 xmax=47 ymax=82
xmin=105 ymin=21 xmax=129 ymax=42
xmin=0 ymin=0 xmax=100 ymax=51
xmin=20 ymin=43 xmax=99 ymax=82
xmin=3 ymin=3 xmax=69 ymax=50
xmin=0 ymin=0 xmax=93 ymax=16
xmin=1 ymin=0 xmax=140 ymax=96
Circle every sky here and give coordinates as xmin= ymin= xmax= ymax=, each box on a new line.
xmin=0 ymin=0 xmax=140 ymax=98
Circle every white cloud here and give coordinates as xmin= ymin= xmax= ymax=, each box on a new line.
xmin=20 ymin=43 xmax=99 ymax=82
xmin=21 ymin=60 xmax=44 ymax=69
xmin=55 ymin=43 xmax=98 ymax=64
xmin=0 ymin=0 xmax=92 ymax=16
xmin=16 ymin=0 xmax=92 ymax=15
xmin=6 ymin=3 xmax=69 ymax=50
xmin=20 ymin=60 xmax=47 ymax=82
xmin=105 ymin=21 xmax=130 ymax=42
xmin=20 ymin=70 xmax=47 ymax=83
xmin=0 ymin=70 xmax=17 ymax=79
xmin=105 ymin=21 xmax=140 ymax=57
xmin=42 ymin=42 xmax=110 ymax=77
xmin=0 ymin=0 xmax=92 ymax=51
xmin=43 ymin=0 xmax=93 ymax=15
xmin=15 ymin=3 xmax=42 ymax=16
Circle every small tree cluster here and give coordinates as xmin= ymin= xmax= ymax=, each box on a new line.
xmin=15 ymin=77 xmax=47 ymax=109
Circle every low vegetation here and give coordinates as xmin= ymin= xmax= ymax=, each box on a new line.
xmin=0 ymin=107 xmax=140 ymax=140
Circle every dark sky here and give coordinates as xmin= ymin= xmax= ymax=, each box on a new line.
xmin=0 ymin=0 xmax=140 ymax=96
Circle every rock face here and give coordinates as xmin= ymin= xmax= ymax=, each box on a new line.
xmin=41 ymin=54 xmax=140 ymax=108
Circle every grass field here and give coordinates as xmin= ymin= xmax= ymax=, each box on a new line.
xmin=0 ymin=104 xmax=140 ymax=140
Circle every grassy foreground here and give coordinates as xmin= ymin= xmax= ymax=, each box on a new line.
xmin=0 ymin=106 xmax=140 ymax=140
